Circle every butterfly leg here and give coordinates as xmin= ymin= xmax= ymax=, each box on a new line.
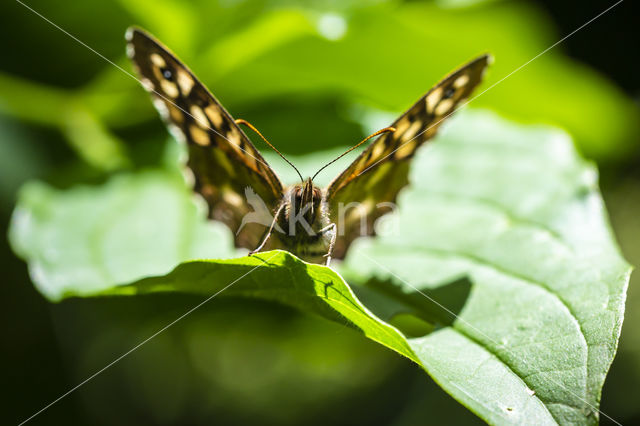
xmin=249 ymin=203 xmax=285 ymax=256
xmin=320 ymin=223 xmax=337 ymax=266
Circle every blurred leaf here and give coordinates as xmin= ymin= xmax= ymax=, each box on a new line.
xmin=2 ymin=1 xmax=636 ymax=164
xmin=9 ymin=171 xmax=238 ymax=300
xmin=8 ymin=110 xmax=629 ymax=424
xmin=437 ymin=0 xmax=506 ymax=7
xmin=0 ymin=72 xmax=131 ymax=170
xmin=188 ymin=1 xmax=638 ymax=161
xmin=0 ymin=72 xmax=70 ymax=126
xmin=79 ymin=63 xmax=150 ymax=128
xmin=116 ymin=0 xmax=197 ymax=51
xmin=62 ymin=103 xmax=131 ymax=170
xmin=202 ymin=9 xmax=315 ymax=79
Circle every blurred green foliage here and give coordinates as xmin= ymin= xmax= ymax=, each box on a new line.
xmin=1 ymin=0 xmax=638 ymax=169
xmin=1 ymin=0 xmax=639 ymax=425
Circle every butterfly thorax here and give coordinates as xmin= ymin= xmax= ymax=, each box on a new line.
xmin=274 ymin=178 xmax=333 ymax=262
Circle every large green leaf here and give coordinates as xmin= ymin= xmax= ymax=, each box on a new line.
xmin=8 ymin=171 xmax=239 ymax=300
xmin=8 ymin=110 xmax=630 ymax=425
xmin=341 ymin=110 xmax=631 ymax=424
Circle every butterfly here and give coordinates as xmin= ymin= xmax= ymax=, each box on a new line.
xmin=126 ymin=27 xmax=491 ymax=265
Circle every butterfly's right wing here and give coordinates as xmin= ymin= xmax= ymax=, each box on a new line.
xmin=127 ymin=27 xmax=284 ymax=249
xmin=326 ymin=55 xmax=491 ymax=258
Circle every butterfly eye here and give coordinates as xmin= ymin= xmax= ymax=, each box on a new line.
xmin=161 ymin=67 xmax=174 ymax=81
xmin=443 ymin=87 xmax=456 ymax=99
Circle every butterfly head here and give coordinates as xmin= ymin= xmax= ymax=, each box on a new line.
xmin=290 ymin=178 xmax=322 ymax=224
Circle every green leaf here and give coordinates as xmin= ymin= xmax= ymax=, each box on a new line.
xmin=0 ymin=73 xmax=129 ymax=170
xmin=8 ymin=171 xmax=239 ymax=300
xmin=0 ymin=72 xmax=70 ymax=126
xmin=342 ymin=110 xmax=631 ymax=424
xmin=104 ymin=251 xmax=417 ymax=363
xmin=116 ymin=0 xmax=197 ymax=51
xmin=8 ymin=110 xmax=629 ymax=425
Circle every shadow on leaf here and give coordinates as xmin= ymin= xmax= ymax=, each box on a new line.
xmin=352 ymin=276 xmax=472 ymax=337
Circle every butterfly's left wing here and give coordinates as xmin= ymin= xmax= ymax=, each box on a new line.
xmin=326 ymin=55 xmax=491 ymax=258
xmin=126 ymin=27 xmax=284 ymax=250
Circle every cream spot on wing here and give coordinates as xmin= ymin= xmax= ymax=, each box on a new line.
xmin=218 ymin=128 xmax=258 ymax=170
xmin=370 ymin=141 xmax=386 ymax=161
xmin=168 ymin=124 xmax=186 ymax=143
xmin=393 ymin=117 xmax=410 ymax=136
xmin=177 ymin=69 xmax=194 ymax=95
xmin=189 ymin=124 xmax=210 ymax=146
xmin=425 ymin=86 xmax=444 ymax=113
xmin=153 ymin=98 xmax=169 ymax=120
xmin=453 ymin=74 xmax=470 ymax=88
xmin=125 ymin=27 xmax=134 ymax=41
xmin=150 ymin=53 xmax=166 ymax=67
xmin=141 ymin=78 xmax=154 ymax=92
xmin=352 ymin=156 xmax=367 ymax=175
xmin=344 ymin=200 xmax=372 ymax=234
xmin=126 ymin=44 xmax=135 ymax=59
xmin=226 ymin=128 xmax=243 ymax=149
xmin=244 ymin=152 xmax=260 ymax=168
xmin=422 ymin=126 xmax=438 ymax=139
xmin=168 ymin=104 xmax=184 ymax=123
xmin=190 ymin=105 xmax=209 ymax=128
xmin=394 ymin=140 xmax=417 ymax=159
xmin=222 ymin=189 xmax=244 ymax=208
xmin=204 ymin=105 xmax=224 ymax=127
xmin=401 ymin=120 xmax=422 ymax=142
xmin=435 ymin=98 xmax=454 ymax=116
xmin=161 ymin=79 xmax=179 ymax=98
xmin=176 ymin=140 xmax=188 ymax=164
xmin=361 ymin=197 xmax=376 ymax=213
xmin=182 ymin=167 xmax=195 ymax=188
xmin=345 ymin=202 xmax=368 ymax=221
xmin=244 ymin=153 xmax=258 ymax=170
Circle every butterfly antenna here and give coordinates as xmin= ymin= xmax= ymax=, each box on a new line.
xmin=235 ymin=119 xmax=304 ymax=183
xmin=311 ymin=127 xmax=396 ymax=181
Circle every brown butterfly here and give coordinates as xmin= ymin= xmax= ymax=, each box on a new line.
xmin=126 ymin=27 xmax=491 ymax=265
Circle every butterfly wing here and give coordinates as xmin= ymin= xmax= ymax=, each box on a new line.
xmin=126 ymin=27 xmax=284 ymax=249
xmin=326 ymin=55 xmax=491 ymax=258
